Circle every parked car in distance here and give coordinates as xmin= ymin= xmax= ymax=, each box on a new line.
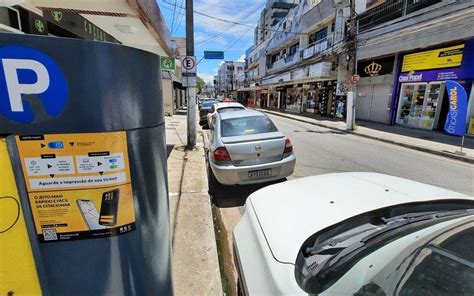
xmin=207 ymin=102 xmax=246 ymax=129
xmin=199 ymin=97 xmax=213 ymax=108
xmin=199 ymin=100 xmax=217 ymax=127
xmin=207 ymin=109 xmax=295 ymax=188
xmin=233 ymin=172 xmax=474 ymax=295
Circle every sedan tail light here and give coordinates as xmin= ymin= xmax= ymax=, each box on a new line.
xmin=212 ymin=146 xmax=231 ymax=161
xmin=283 ymin=138 xmax=293 ymax=156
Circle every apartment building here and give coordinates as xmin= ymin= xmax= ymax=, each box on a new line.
xmin=216 ymin=61 xmax=245 ymax=97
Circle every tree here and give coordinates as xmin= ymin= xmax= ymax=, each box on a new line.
xmin=196 ymin=76 xmax=205 ymax=94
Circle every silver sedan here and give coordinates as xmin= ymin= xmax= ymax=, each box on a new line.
xmin=207 ymin=109 xmax=296 ymax=186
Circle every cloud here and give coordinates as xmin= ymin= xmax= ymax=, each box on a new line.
xmin=198 ymin=73 xmax=215 ymax=83
xmin=236 ymin=54 xmax=245 ymax=62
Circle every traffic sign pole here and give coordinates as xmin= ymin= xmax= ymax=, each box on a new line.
xmin=185 ymin=0 xmax=196 ymax=148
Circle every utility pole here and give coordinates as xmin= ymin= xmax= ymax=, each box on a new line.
xmin=345 ymin=0 xmax=357 ymax=130
xmin=186 ymin=0 xmax=196 ymax=147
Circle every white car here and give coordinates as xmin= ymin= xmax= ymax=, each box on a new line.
xmin=207 ymin=110 xmax=295 ymax=187
xmin=207 ymin=102 xmax=246 ymax=128
xmin=233 ymin=173 xmax=474 ymax=295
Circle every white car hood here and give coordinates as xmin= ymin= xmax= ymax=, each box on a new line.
xmin=248 ymin=172 xmax=472 ymax=264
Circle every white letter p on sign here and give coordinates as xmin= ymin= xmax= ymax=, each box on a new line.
xmin=2 ymin=58 xmax=50 ymax=112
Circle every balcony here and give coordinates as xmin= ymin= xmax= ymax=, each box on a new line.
xmin=358 ymin=0 xmax=442 ymax=32
xmin=302 ymin=36 xmax=331 ymax=60
xmin=267 ymin=53 xmax=301 ymax=72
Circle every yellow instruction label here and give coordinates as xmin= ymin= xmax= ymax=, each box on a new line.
xmin=16 ymin=132 xmax=136 ymax=243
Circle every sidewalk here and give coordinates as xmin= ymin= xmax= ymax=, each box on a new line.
xmin=261 ymin=109 xmax=474 ymax=163
xmin=165 ymin=112 xmax=223 ymax=296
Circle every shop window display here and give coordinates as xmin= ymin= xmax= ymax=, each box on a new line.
xmin=396 ymin=83 xmax=445 ymax=129
xmin=286 ymin=87 xmax=303 ymax=113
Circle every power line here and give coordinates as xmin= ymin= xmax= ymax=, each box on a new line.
xmin=172 ymin=0 xmax=185 ymax=33
xmin=196 ymin=2 xmax=264 ymax=46
xmin=161 ymin=0 xmax=307 ymax=36
xmin=195 ymin=0 xmax=265 ymax=13
xmin=170 ymin=0 xmax=177 ymax=32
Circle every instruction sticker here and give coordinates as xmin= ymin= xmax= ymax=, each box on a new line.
xmin=16 ymin=132 xmax=136 ymax=243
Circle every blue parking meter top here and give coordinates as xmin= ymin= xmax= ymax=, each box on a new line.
xmin=0 ymin=33 xmax=164 ymax=135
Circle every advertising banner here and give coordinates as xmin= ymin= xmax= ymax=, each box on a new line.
xmin=401 ymin=44 xmax=464 ymax=72
xmin=444 ymin=80 xmax=468 ymax=136
xmin=16 ymin=131 xmax=136 ymax=243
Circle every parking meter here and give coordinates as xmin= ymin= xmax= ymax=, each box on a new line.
xmin=0 ymin=33 xmax=172 ymax=295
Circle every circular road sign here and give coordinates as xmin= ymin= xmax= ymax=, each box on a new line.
xmin=182 ymin=56 xmax=196 ymax=71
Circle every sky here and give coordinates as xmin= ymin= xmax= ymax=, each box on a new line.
xmin=157 ymin=0 xmax=265 ymax=83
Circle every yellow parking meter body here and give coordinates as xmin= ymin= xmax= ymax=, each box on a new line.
xmin=0 ymin=138 xmax=42 ymax=295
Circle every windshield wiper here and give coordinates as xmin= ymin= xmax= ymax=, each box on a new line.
xmin=307 ymin=210 xmax=472 ymax=257
xmin=297 ymin=209 xmax=474 ymax=294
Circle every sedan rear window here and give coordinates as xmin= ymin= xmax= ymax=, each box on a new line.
xmin=218 ymin=107 xmax=245 ymax=113
xmin=221 ymin=116 xmax=278 ymax=137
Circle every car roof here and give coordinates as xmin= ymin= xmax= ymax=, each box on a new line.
xmin=202 ymin=100 xmax=217 ymax=106
xmin=214 ymin=102 xmax=245 ymax=109
xmin=218 ymin=109 xmax=265 ymax=120
xmin=247 ymin=172 xmax=472 ymax=264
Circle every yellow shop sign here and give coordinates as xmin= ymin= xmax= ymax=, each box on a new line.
xmin=401 ymin=44 xmax=464 ymax=72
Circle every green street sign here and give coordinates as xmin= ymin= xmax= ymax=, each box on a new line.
xmin=160 ymin=57 xmax=176 ymax=71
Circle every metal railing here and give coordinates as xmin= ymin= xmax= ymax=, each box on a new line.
xmin=358 ymin=0 xmax=442 ymax=32
xmin=302 ymin=36 xmax=331 ymax=60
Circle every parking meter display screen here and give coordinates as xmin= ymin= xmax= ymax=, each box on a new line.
xmin=15 ymin=131 xmax=136 ymax=242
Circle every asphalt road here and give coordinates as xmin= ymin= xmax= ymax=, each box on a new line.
xmin=210 ymin=114 xmax=473 ymax=295
xmin=211 ymin=114 xmax=473 ymax=207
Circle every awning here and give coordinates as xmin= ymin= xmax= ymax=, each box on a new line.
xmin=162 ymin=71 xmax=185 ymax=89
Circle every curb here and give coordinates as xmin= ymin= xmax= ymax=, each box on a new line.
xmin=261 ymin=109 xmax=474 ymax=164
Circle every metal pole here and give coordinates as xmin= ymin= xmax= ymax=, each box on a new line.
xmin=460 ymin=135 xmax=465 ymax=152
xmin=346 ymin=0 xmax=357 ymax=130
xmin=186 ymin=0 xmax=196 ymax=148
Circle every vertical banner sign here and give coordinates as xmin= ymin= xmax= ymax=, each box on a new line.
xmin=444 ymin=80 xmax=468 ymax=136
xmin=16 ymin=131 xmax=136 ymax=243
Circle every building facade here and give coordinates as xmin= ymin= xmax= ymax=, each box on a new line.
xmin=355 ymin=0 xmax=474 ymax=134
xmin=240 ymin=0 xmax=350 ymax=118
xmin=240 ymin=0 xmax=474 ymax=135
xmin=216 ymin=61 xmax=245 ymax=97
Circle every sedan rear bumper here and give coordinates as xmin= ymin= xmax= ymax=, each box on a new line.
xmin=209 ymin=153 xmax=296 ymax=185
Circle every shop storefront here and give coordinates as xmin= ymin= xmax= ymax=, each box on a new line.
xmin=286 ymin=85 xmax=303 ymax=113
xmin=392 ymin=40 xmax=474 ymax=132
xmin=356 ymin=56 xmax=395 ymax=123
xmin=268 ymin=87 xmax=279 ymax=109
xmin=300 ymin=80 xmax=338 ymax=117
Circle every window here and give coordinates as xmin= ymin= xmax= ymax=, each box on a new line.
xmin=289 ymin=43 xmax=299 ymax=55
xmin=309 ymin=27 xmax=328 ymax=44
xmin=221 ymin=116 xmax=278 ymax=137
xmin=218 ymin=107 xmax=245 ymax=113
xmin=237 ymin=67 xmax=243 ymax=71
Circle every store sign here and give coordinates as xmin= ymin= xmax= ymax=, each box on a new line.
xmin=401 ymin=44 xmax=464 ymax=72
xmin=160 ymin=57 xmax=176 ymax=71
xmin=444 ymin=80 xmax=468 ymax=136
xmin=0 ymin=45 xmax=68 ymax=123
xmin=42 ymin=9 xmax=120 ymax=43
xmin=357 ymin=56 xmax=394 ymax=77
